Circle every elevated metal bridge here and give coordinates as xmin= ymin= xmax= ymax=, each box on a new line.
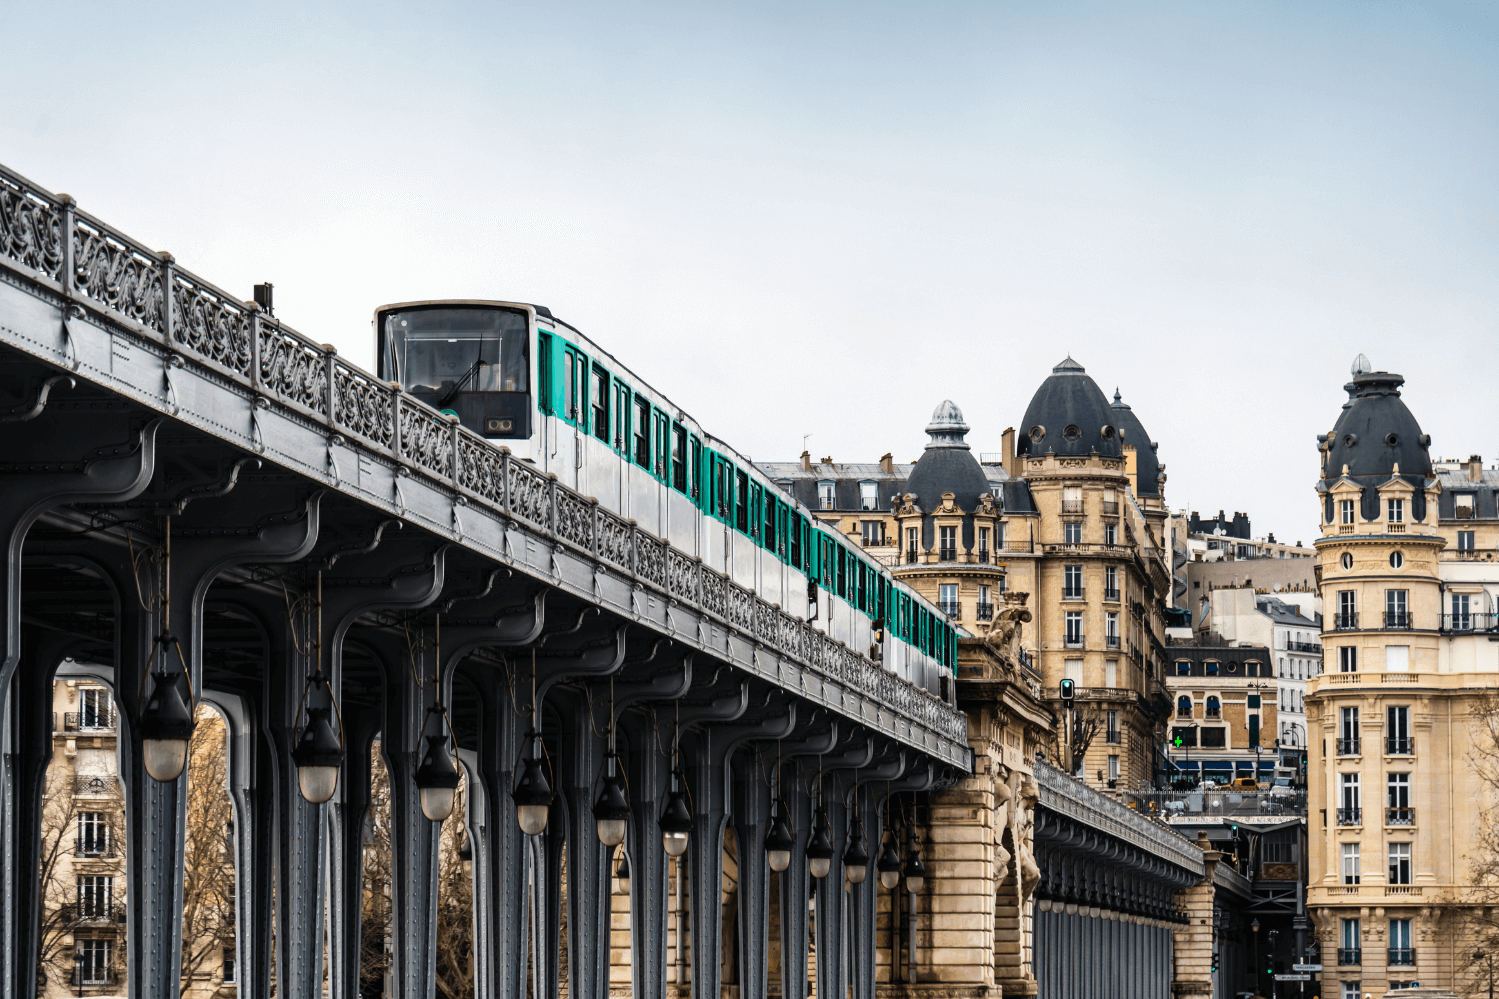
xmin=0 ymin=163 xmax=970 ymax=999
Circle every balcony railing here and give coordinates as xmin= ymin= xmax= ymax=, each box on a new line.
xmin=60 ymin=711 xmax=116 ymax=733
xmin=976 ymin=602 xmax=994 ymax=622
xmin=1062 ymin=500 xmax=1084 ymax=514
xmin=74 ymin=839 xmax=115 ymax=858
xmin=1388 ymin=523 xmax=1406 ymax=533
xmin=1387 ymin=807 xmax=1415 ymax=826
xmin=1105 ymin=729 xmax=1121 ymax=745
xmin=73 ymin=776 xmax=121 ymax=796
xmin=1334 ymin=612 xmax=1359 ymax=630
xmin=1442 ymin=612 xmax=1497 ymax=633
xmin=939 ymin=547 xmax=957 ymax=562
xmin=1103 ymin=587 xmax=1120 ymax=601
xmin=1337 ymin=948 xmax=1362 ymax=966
xmin=1336 ymin=807 xmax=1362 ymax=826
xmin=1386 ymin=736 xmax=1414 ymax=754
xmin=71 ymin=969 xmax=118 ymax=988
xmin=1102 ymin=501 xmax=1119 ymax=515
xmin=939 ymin=602 xmax=960 ymax=619
xmin=1064 ymin=633 xmax=1085 ymax=648
xmin=1388 ymin=948 xmax=1415 ymax=966
xmin=976 ymin=549 xmax=990 ymax=563
xmin=905 ymin=549 xmax=919 ymax=565
xmin=61 ymin=902 xmax=127 ymax=924
xmin=1289 ymin=641 xmax=1323 ymax=653
xmin=1105 ymin=635 xmax=1120 ymax=649
xmin=1062 ymin=588 xmax=1085 ymax=600
xmin=1384 ymin=611 xmax=1410 ymax=629
xmin=1336 ymin=738 xmax=1361 ymax=756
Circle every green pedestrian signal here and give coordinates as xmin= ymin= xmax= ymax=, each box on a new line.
xmin=1059 ymin=678 xmax=1075 ymax=703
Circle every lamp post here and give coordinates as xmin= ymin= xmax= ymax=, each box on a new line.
xmin=1250 ymin=918 xmax=1259 ymax=996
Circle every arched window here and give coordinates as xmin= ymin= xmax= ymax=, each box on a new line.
xmin=1206 ymin=696 xmax=1221 ymax=718
xmin=1177 ymin=696 xmax=1193 ymax=718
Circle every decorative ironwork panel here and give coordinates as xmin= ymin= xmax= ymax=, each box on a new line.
xmin=506 ymin=461 xmax=551 ymax=530
xmin=700 ymin=572 xmax=727 ymax=619
xmin=171 ymin=274 xmax=251 ymax=376
xmin=73 ymin=219 xmax=165 ymax=332
xmin=0 ymin=170 xmax=62 ymax=280
xmin=726 ymin=583 xmax=755 ymax=630
xmin=666 ymin=549 xmax=697 ymax=603
xmin=555 ymin=492 xmax=593 ymax=551
xmin=334 ymin=363 xmax=394 ymax=447
xmin=457 ymin=433 xmax=503 ymax=505
xmin=260 ymin=324 xmax=327 ymax=415
xmin=636 ymin=536 xmax=666 ymax=588
xmin=596 ymin=510 xmax=633 ymax=570
xmin=398 ymin=399 xmax=452 ymax=477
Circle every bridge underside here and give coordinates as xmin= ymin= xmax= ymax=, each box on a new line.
xmin=0 ymin=164 xmax=970 ymax=999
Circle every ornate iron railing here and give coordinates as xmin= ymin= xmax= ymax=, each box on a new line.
xmin=0 ymin=162 xmax=967 ymax=751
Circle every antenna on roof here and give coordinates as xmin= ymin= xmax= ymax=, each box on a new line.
xmin=1351 ymin=353 xmax=1371 ymax=376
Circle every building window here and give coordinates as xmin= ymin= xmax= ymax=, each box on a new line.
xmin=939 ymin=584 xmax=959 ymax=618
xmin=858 ymin=480 xmax=878 ymax=511
xmin=1341 ymin=551 xmax=1354 ymax=570
xmin=1105 ymin=659 xmax=1117 ymax=688
xmin=1341 ymin=842 xmax=1361 ymax=884
xmin=1063 ymin=522 xmax=1082 ymax=545
xmin=939 ymin=526 xmax=957 ymax=562
xmin=1106 ymin=710 xmax=1120 ymax=745
xmin=1176 ymin=659 xmax=1191 ymax=676
xmin=1385 ymin=589 xmax=1409 ymax=629
xmin=1387 ymin=706 xmax=1411 ymax=754
xmin=1063 ymin=565 xmax=1083 ymax=598
xmin=1200 ymin=728 xmax=1226 ymax=748
xmin=905 ymin=527 xmax=919 ymax=558
xmin=1340 ymin=918 xmax=1361 ymax=966
xmin=1177 ymin=696 xmax=1194 ymax=718
xmin=1104 ymin=522 xmax=1118 ymax=546
xmin=1062 ymin=486 xmax=1083 ymax=514
xmin=77 ymin=875 xmax=114 ymax=918
xmin=995 ymin=522 xmax=1006 ymax=549
xmin=1204 ymin=660 xmax=1220 ymax=676
xmin=817 ymin=481 xmax=836 ymax=510
xmin=1104 ymin=565 xmax=1119 ymax=600
xmin=1205 ymin=696 xmax=1220 ymax=719
xmin=1387 ymin=772 xmax=1412 ymax=824
xmin=77 ymin=939 xmax=112 ymax=986
xmin=1171 ymin=725 xmax=1197 ymax=747
xmin=1339 ymin=706 xmax=1360 ymax=754
xmin=1340 ymin=498 xmax=1355 ymax=525
xmin=861 ymin=521 xmax=884 ymax=546
xmin=1389 ymin=842 xmax=1411 ymax=884
xmin=1389 ymin=919 xmax=1413 ymax=965
xmin=78 ymin=686 xmax=113 ymax=731
xmin=1338 ymin=646 xmax=1357 ymax=673
xmin=1339 ymin=773 xmax=1361 ymax=824
xmin=1341 ymin=983 xmax=1362 ymax=999
xmin=1388 ymin=498 xmax=1405 ymax=523
xmin=1337 ymin=591 xmax=1357 ymax=629
xmin=1064 ymin=612 xmax=1083 ymax=647
xmin=1107 ymin=754 xmax=1120 ymax=781
xmin=1452 ymin=593 xmax=1473 ymax=631
xmin=1459 ymin=530 xmax=1475 ymax=550
xmin=1104 ymin=614 xmax=1119 ymax=648
xmin=978 ymin=527 xmax=990 ymax=561
xmin=224 ymin=948 xmax=237 ymax=983
xmin=77 ymin=813 xmax=109 ymax=856
xmin=1389 ymin=550 xmax=1404 ymax=569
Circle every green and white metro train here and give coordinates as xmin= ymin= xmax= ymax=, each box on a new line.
xmin=375 ymin=300 xmax=958 ymax=696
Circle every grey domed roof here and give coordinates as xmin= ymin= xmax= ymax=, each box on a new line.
xmin=1111 ymin=388 xmax=1161 ymax=497
xmin=1017 ymin=357 xmax=1124 ymax=459
xmin=1323 ymin=369 xmax=1431 ymax=481
xmin=905 ymin=400 xmax=990 ymax=513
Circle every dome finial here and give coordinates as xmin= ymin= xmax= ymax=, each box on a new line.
xmin=924 ymin=400 xmax=970 ymax=450
xmin=1351 ymin=353 xmax=1371 ymax=376
xmin=1052 ymin=355 xmax=1086 ymax=374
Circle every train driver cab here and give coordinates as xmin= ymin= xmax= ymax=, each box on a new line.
xmin=375 ymin=301 xmax=534 ymax=439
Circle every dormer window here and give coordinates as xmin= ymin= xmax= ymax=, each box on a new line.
xmin=1387 ymin=498 xmax=1404 ymax=523
xmin=1340 ymin=499 xmax=1355 ymax=525
xmin=858 ymin=480 xmax=878 ymax=511
xmin=817 ymin=481 xmax=836 ymax=510
xmin=1455 ymin=493 xmax=1476 ymax=520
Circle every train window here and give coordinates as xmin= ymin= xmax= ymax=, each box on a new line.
xmin=537 ymin=333 xmax=553 ymax=414
xmin=671 ymin=426 xmax=688 ymax=492
xmin=591 ymin=366 xmax=610 ymax=443
xmin=382 ymin=306 xmax=529 ymax=397
xmin=715 ymin=456 xmax=731 ymax=520
xmin=764 ymin=495 xmax=777 ymax=552
xmin=562 ymin=350 xmax=575 ymax=422
xmin=749 ymin=484 xmax=763 ymax=541
xmin=654 ymin=410 xmax=669 ymax=479
xmin=689 ymin=435 xmax=703 ymax=503
xmin=633 ymin=398 xmax=651 ymax=467
xmin=613 ymin=381 xmax=631 ymax=450
xmin=735 ymin=471 xmax=749 ymax=533
xmin=790 ymin=515 xmax=802 ymax=568
xmin=836 ymin=545 xmax=847 ymax=598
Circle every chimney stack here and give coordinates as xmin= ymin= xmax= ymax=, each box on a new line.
xmin=879 ymin=452 xmax=894 ymax=474
xmin=1470 ymin=455 xmax=1484 ymax=482
xmin=800 ymin=450 xmax=811 ymax=472
xmin=1000 ymin=427 xmax=1017 ymax=478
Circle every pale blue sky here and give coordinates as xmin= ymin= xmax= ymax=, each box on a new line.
xmin=6 ymin=1 xmax=1499 ymax=543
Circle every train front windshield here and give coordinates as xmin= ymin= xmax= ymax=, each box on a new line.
xmin=383 ymin=307 xmax=529 ymax=397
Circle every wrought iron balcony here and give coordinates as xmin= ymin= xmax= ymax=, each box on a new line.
xmin=1334 ymin=612 xmax=1359 ymax=630
xmin=1062 ymin=500 xmax=1084 ymax=514
xmin=1064 ymin=633 xmax=1085 ymax=649
xmin=71 ymin=969 xmax=117 ymax=987
xmin=1062 ymin=588 xmax=1085 ymax=600
xmin=74 ymin=839 xmax=114 ymax=858
xmin=1386 ymin=807 xmax=1415 ymax=826
xmin=976 ymin=602 xmax=994 ymax=621
xmin=1102 ymin=501 xmax=1119 ymax=515
xmin=1289 ymin=641 xmax=1322 ymax=653
xmin=1336 ymin=807 xmax=1362 ymax=826
xmin=61 ymin=902 xmax=127 ymax=924
xmin=1384 ymin=611 xmax=1410 ymax=629
xmin=73 ymin=775 xmax=120 ymax=796
xmin=1388 ymin=948 xmax=1415 ymax=966
xmin=938 ymin=547 xmax=957 ymax=562
xmin=976 ymin=548 xmax=990 ymax=563
xmin=939 ymin=601 xmax=960 ymax=619
xmin=1103 ymin=587 xmax=1120 ymax=602
xmin=1105 ymin=635 xmax=1120 ymax=649
xmin=905 ymin=549 xmax=919 ymax=565
xmin=1336 ymin=738 xmax=1361 ymax=756
xmin=1442 ymin=612 xmax=1497 ymax=633
xmin=1386 ymin=736 xmax=1414 ymax=755
xmin=61 ymin=711 xmax=115 ymax=732
xmin=1337 ymin=948 xmax=1362 ymax=966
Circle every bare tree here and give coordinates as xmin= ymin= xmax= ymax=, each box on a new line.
xmin=362 ymin=746 xmax=393 ymax=998
xmin=1054 ymin=707 xmax=1099 ymax=776
xmin=434 ymin=781 xmax=472 ymax=999
xmin=35 ymin=764 xmax=92 ymax=992
xmin=1433 ymin=692 xmax=1499 ymax=997
xmin=181 ymin=706 xmax=237 ymax=995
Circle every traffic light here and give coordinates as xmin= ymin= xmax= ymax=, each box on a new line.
xmin=1210 ymin=951 xmax=1219 ymax=973
xmin=1060 ymin=679 xmax=1075 ymax=703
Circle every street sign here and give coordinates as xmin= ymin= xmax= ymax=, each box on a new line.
xmin=1275 ymin=973 xmax=1311 ymax=981
xmin=1292 ymin=964 xmax=1323 ymax=971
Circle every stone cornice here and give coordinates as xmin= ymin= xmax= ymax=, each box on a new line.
xmin=1033 ymin=759 xmax=1205 ymax=875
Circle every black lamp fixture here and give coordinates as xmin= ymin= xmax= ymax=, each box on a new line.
xmin=512 ymin=727 xmax=553 ymax=836
xmin=290 ymin=573 xmax=347 ymax=804
xmin=843 ymin=817 xmax=869 ymax=885
xmin=764 ymin=802 xmax=795 ymax=874
xmin=593 ymin=753 xmax=630 ymax=847
xmin=876 ymin=835 xmax=902 ymax=890
xmin=903 ymin=841 xmax=927 ymax=894
xmin=806 ymin=808 xmax=834 ymax=880
xmin=414 ymin=707 xmax=462 ymax=821
xmin=659 ymin=769 xmax=693 ymax=857
xmin=137 ymin=517 xmax=197 ymax=782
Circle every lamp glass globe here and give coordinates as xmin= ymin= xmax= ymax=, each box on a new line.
xmin=143 ymin=738 xmax=189 ymax=783
xmin=297 ymin=764 xmax=340 ymax=804
xmin=662 ymin=830 xmax=690 ymax=857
